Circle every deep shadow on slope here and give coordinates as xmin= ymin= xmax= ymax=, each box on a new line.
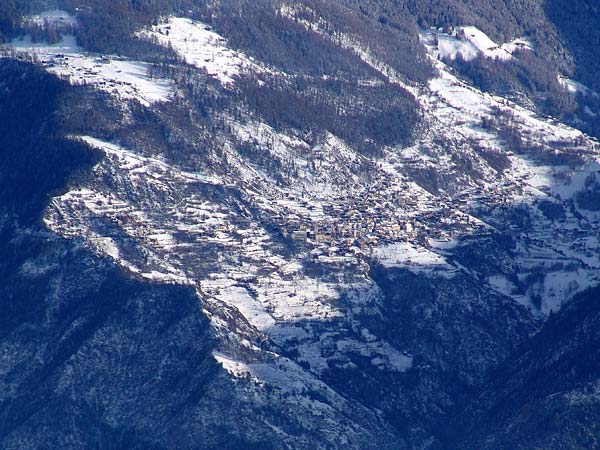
xmin=450 ymin=285 xmax=600 ymax=449
xmin=0 ymin=59 xmax=278 ymax=450
xmin=544 ymin=0 xmax=600 ymax=94
xmin=291 ymin=248 xmax=538 ymax=449
xmin=0 ymin=59 xmax=100 ymax=224
xmin=363 ymin=262 xmax=537 ymax=447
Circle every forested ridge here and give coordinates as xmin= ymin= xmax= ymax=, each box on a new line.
xmin=2 ymin=0 xmax=599 ymax=138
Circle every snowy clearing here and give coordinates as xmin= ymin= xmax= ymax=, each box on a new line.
xmin=558 ymin=75 xmax=597 ymax=97
xmin=140 ymin=17 xmax=264 ymax=86
xmin=374 ymin=242 xmax=457 ymax=278
xmin=420 ymin=26 xmax=532 ymax=62
xmin=7 ymin=35 xmax=172 ymax=106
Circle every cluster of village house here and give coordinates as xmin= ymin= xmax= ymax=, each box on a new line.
xmin=0 ymin=47 xmax=128 ymax=89
xmin=41 ymin=54 xmax=137 ymax=89
xmin=271 ymin=175 xmax=496 ymax=254
xmin=264 ymin=150 xmax=565 ymax=256
xmin=56 ymin=161 xmax=598 ymax=263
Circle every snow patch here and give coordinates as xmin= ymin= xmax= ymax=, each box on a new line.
xmin=541 ymin=270 xmax=597 ymax=314
xmin=6 ymin=36 xmax=172 ymax=106
xmin=212 ymin=351 xmax=252 ymax=378
xmin=140 ymin=17 xmax=264 ymax=86
xmin=217 ymin=285 xmax=276 ymax=331
xmin=374 ymin=242 xmax=457 ymax=278
xmin=78 ymin=136 xmax=222 ymax=185
xmin=420 ymin=26 xmax=532 ymax=62
xmin=551 ymin=161 xmax=600 ymax=199
xmin=558 ymin=75 xmax=597 ymax=97
xmin=9 ymin=33 xmax=79 ymax=53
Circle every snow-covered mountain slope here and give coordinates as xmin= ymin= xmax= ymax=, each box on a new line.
xmin=420 ymin=26 xmax=533 ymax=62
xmin=139 ymin=17 xmax=269 ymax=86
xmin=412 ymin=45 xmax=600 ymax=313
xmin=7 ymin=23 xmax=172 ymax=106
xmin=2 ymin=3 xmax=600 ymax=449
xmin=277 ymin=3 xmax=600 ymax=312
xmin=454 ymin=285 xmax=600 ymax=450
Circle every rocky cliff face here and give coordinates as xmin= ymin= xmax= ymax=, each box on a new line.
xmin=1 ymin=2 xmax=600 ymax=448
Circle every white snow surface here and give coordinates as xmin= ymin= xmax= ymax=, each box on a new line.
xmin=216 ymin=285 xmax=276 ymax=331
xmin=79 ymin=136 xmax=222 ymax=185
xmin=7 ymin=35 xmax=172 ymax=106
xmin=434 ymin=33 xmax=479 ymax=61
xmin=140 ymin=17 xmax=264 ymax=86
xmin=9 ymin=33 xmax=80 ymax=53
xmin=374 ymin=242 xmax=457 ymax=278
xmin=558 ymin=75 xmax=597 ymax=97
xmin=420 ymin=26 xmax=532 ymax=62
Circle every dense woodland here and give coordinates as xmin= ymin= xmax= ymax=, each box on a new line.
xmin=449 ymin=51 xmax=576 ymax=119
xmin=336 ymin=0 xmax=600 ymax=139
xmin=237 ymin=74 xmax=419 ymax=155
xmin=0 ymin=0 xmax=599 ymax=142
xmin=191 ymin=0 xmax=433 ymax=83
